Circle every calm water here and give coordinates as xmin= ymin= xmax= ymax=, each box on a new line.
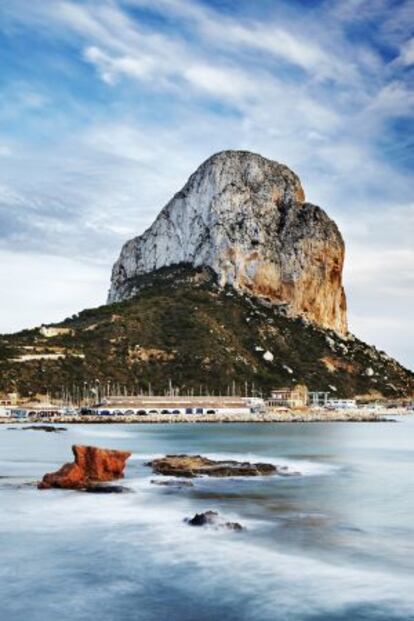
xmin=1 ymin=419 xmax=413 ymax=621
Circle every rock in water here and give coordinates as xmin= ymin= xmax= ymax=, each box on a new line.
xmin=83 ymin=484 xmax=132 ymax=494
xmin=108 ymin=150 xmax=347 ymax=334
xmin=151 ymin=479 xmax=194 ymax=488
xmin=38 ymin=445 xmax=131 ymax=490
xmin=148 ymin=454 xmax=278 ymax=477
xmin=185 ymin=511 xmax=244 ymax=531
xmin=22 ymin=425 xmax=66 ymax=432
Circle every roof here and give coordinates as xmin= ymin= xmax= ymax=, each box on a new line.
xmin=95 ymin=396 xmax=258 ymax=408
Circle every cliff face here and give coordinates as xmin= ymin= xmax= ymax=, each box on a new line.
xmin=108 ymin=151 xmax=347 ymax=335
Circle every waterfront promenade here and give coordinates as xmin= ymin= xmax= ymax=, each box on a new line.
xmin=0 ymin=408 xmax=405 ymax=424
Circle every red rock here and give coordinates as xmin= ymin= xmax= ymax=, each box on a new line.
xmin=38 ymin=445 xmax=131 ymax=490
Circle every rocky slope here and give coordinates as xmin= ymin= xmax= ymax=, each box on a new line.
xmin=1 ymin=266 xmax=412 ymax=399
xmin=109 ymin=151 xmax=347 ymax=335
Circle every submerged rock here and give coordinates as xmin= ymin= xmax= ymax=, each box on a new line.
xmin=277 ymin=466 xmax=301 ymax=477
xmin=151 ymin=479 xmax=194 ymax=488
xmin=185 ymin=510 xmax=244 ymax=531
xmin=148 ymin=454 xmax=277 ymax=478
xmin=22 ymin=425 xmax=67 ymax=432
xmin=83 ymin=484 xmax=132 ymax=494
xmin=0 ymin=478 xmax=37 ymax=490
xmin=38 ymin=445 xmax=131 ymax=490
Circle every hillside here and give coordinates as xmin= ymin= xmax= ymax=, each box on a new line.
xmin=0 ymin=265 xmax=412 ymax=400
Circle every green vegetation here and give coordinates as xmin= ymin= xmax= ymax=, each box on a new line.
xmin=0 ymin=266 xmax=412 ymax=399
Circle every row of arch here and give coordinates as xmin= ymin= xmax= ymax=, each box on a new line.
xmin=83 ymin=408 xmax=218 ymax=416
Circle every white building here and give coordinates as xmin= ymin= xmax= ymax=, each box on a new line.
xmin=82 ymin=395 xmax=265 ymax=416
xmin=39 ymin=325 xmax=73 ymax=338
xmin=326 ymin=399 xmax=356 ymax=410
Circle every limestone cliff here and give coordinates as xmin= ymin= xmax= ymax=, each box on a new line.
xmin=108 ymin=151 xmax=347 ymax=335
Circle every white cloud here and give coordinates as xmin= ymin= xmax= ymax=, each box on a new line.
xmin=367 ymin=80 xmax=414 ymax=116
xmin=395 ymin=37 xmax=414 ymax=66
xmin=123 ymin=0 xmax=354 ymax=82
xmin=84 ymin=46 xmax=157 ymax=84
xmin=342 ymin=201 xmax=414 ymax=369
xmin=348 ymin=312 xmax=414 ymax=370
xmin=0 ymin=249 xmax=107 ymax=333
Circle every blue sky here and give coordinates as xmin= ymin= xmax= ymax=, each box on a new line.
xmin=0 ymin=0 xmax=413 ymax=368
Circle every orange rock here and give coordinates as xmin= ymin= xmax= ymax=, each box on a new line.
xmin=38 ymin=445 xmax=131 ymax=490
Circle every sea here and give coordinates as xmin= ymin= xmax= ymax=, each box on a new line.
xmin=1 ymin=418 xmax=413 ymax=621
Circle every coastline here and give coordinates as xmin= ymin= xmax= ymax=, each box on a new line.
xmin=0 ymin=409 xmax=405 ymax=424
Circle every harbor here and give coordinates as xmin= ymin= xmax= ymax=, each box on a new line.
xmin=0 ymin=396 xmax=409 ymax=425
xmin=1 ymin=384 xmax=411 ymax=424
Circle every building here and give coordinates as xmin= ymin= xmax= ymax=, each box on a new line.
xmin=0 ymin=392 xmax=18 ymax=406
xmin=39 ymin=325 xmax=73 ymax=338
xmin=25 ymin=405 xmax=71 ymax=418
xmin=268 ymin=384 xmax=308 ymax=408
xmin=0 ymin=403 xmax=77 ymax=419
xmin=325 ymin=399 xmax=356 ymax=410
xmin=308 ymin=391 xmax=330 ymax=407
xmin=82 ymin=395 xmax=265 ymax=416
xmin=4 ymin=408 xmax=28 ymax=419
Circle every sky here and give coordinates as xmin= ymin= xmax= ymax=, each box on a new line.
xmin=0 ymin=0 xmax=413 ymax=369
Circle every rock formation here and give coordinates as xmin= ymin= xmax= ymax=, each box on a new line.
xmin=148 ymin=454 xmax=278 ymax=477
xmin=38 ymin=445 xmax=131 ymax=490
xmin=185 ymin=511 xmax=244 ymax=531
xmin=83 ymin=484 xmax=131 ymax=494
xmin=108 ymin=150 xmax=347 ymax=334
xmin=151 ymin=479 xmax=194 ymax=488
xmin=22 ymin=425 xmax=66 ymax=432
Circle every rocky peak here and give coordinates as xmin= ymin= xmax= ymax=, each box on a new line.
xmin=108 ymin=150 xmax=347 ymax=335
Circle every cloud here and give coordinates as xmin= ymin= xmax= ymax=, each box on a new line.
xmin=0 ymin=249 xmax=108 ymax=333
xmin=84 ymin=46 xmax=156 ymax=84
xmin=395 ymin=37 xmax=414 ymax=66
xmin=122 ymin=0 xmax=354 ymax=81
xmin=342 ymin=202 xmax=414 ymax=368
xmin=0 ymin=145 xmax=12 ymax=156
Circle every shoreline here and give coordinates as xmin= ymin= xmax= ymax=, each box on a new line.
xmin=0 ymin=409 xmax=405 ymax=424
